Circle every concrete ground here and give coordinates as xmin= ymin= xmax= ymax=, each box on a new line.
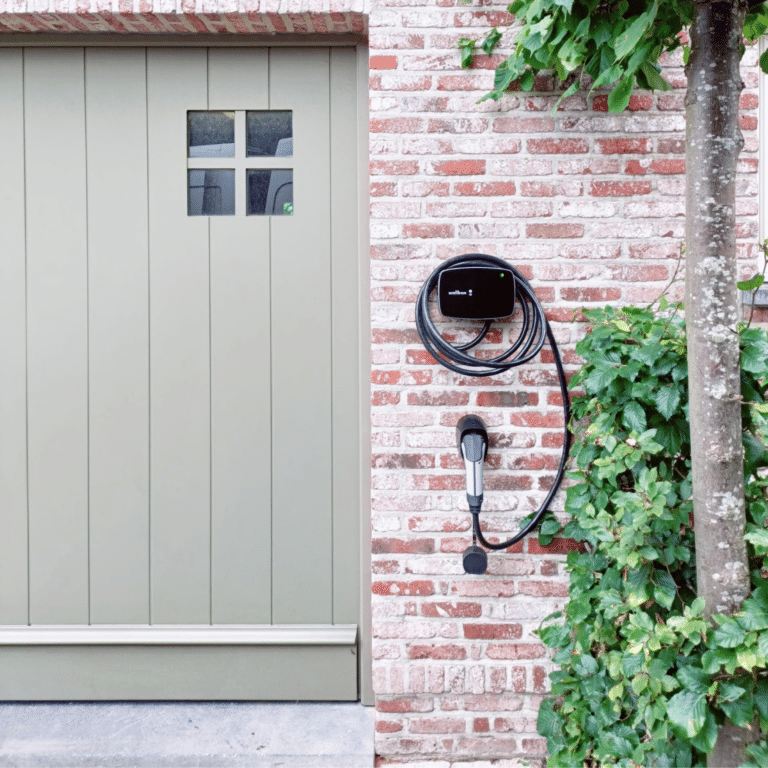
xmin=0 ymin=701 xmax=374 ymax=767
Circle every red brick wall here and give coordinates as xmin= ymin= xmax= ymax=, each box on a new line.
xmin=368 ymin=3 xmax=760 ymax=763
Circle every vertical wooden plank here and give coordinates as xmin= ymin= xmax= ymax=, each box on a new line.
xmin=86 ymin=48 xmax=150 ymax=625
xmin=0 ymin=49 xmax=29 ymax=625
xmin=330 ymin=48 xmax=361 ymax=626
xmin=270 ymin=48 xmax=334 ymax=624
xmin=147 ymin=48 xmax=211 ymax=624
xmin=208 ymin=49 xmax=273 ymax=624
xmin=24 ymin=48 xmax=89 ymax=625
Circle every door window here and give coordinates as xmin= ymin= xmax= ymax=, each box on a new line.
xmin=187 ymin=110 xmax=293 ymax=216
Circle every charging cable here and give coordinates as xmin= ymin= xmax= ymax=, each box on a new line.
xmin=415 ymin=253 xmax=571 ymax=551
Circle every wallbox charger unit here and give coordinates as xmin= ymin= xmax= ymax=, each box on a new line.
xmin=415 ymin=253 xmax=571 ymax=574
xmin=438 ymin=266 xmax=516 ymax=321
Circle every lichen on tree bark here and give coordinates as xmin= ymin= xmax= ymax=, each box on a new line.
xmin=685 ymin=1 xmax=752 ymax=764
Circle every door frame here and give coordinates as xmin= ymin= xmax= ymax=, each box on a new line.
xmin=0 ymin=34 xmax=372 ymax=705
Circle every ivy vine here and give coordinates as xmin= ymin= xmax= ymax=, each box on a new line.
xmin=535 ymin=301 xmax=768 ymax=766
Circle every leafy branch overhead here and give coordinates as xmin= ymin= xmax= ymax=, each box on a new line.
xmin=458 ymin=0 xmax=768 ymax=111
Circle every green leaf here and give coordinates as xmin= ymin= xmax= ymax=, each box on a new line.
xmin=712 ymin=620 xmax=745 ymax=648
xmin=574 ymin=654 xmax=598 ymax=675
xmin=536 ymin=697 xmax=561 ymax=739
xmin=754 ymin=679 xmax=768 ymax=720
xmin=761 ymin=48 xmax=768 ymax=75
xmin=739 ymin=274 xmax=766 ymax=292
xmin=689 ymin=710 xmax=718 ymax=753
xmin=737 ymin=590 xmax=768 ymax=631
xmin=639 ymin=61 xmax=671 ymax=92
xmin=458 ymin=38 xmax=476 ymax=69
xmin=667 ymin=689 xmax=707 ymax=738
xmin=614 ymin=9 xmax=655 ymax=61
xmin=481 ymin=27 xmax=502 ymax=55
xmin=655 ymin=386 xmax=681 ymax=419
xmin=519 ymin=68 xmax=535 ymax=91
xmin=607 ymin=76 xmax=634 ymax=113
xmin=622 ymin=401 xmax=647 ymax=434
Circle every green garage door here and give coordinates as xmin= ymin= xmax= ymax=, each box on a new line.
xmin=0 ymin=46 xmax=361 ymax=700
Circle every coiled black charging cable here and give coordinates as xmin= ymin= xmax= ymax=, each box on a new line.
xmin=415 ymin=253 xmax=571 ymax=550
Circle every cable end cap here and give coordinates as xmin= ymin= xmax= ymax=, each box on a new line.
xmin=462 ymin=545 xmax=488 ymax=575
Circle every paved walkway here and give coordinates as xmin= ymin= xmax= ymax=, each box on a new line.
xmin=0 ymin=701 xmax=374 ymax=767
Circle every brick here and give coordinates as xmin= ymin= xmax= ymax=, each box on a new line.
xmin=371 ymin=181 xmax=398 ymax=197
xmin=463 ymin=623 xmax=522 ymax=640
xmin=402 ymin=223 xmax=454 ymax=238
xmin=405 ymin=350 xmax=440 ymax=366
xmin=408 ymin=644 xmax=468 ymax=660
xmin=476 ymin=391 xmax=537 ymax=408
xmin=376 ymin=698 xmax=434 ymax=713
xmin=373 ymin=580 xmax=435 ymax=596
xmin=463 ymin=694 xmax=523 ymax=712
xmin=402 ymin=180 xmax=451 ymax=197
xmin=650 ymin=158 xmax=686 ymax=174
xmin=429 ymin=159 xmax=486 ymax=175
xmin=371 ymin=391 xmax=400 ymax=406
xmin=518 ymin=580 xmax=570 ymax=597
xmin=370 ymin=159 xmax=420 ymax=176
xmin=473 ymin=717 xmax=490 ymax=733
xmin=528 ymin=138 xmax=589 ymax=154
xmin=406 ymin=474 xmax=464 ymax=491
xmin=376 ymin=720 xmax=404 ymax=733
xmin=485 ymin=643 xmax=548 ymax=659
xmin=372 ymin=453 xmax=435 ymax=469
xmin=407 ymin=390 xmax=470 ymax=407
xmin=607 ymin=264 xmax=669 ymax=282
xmin=410 ymin=717 xmax=465 ymax=734
xmin=590 ymin=180 xmax=652 ymax=196
xmin=421 ymin=602 xmax=482 ymax=618
xmin=526 ymin=223 xmax=584 ymax=239
xmin=373 ymin=538 xmax=436 ymax=555
xmin=454 ymin=181 xmax=516 ymax=196
xmin=520 ymin=181 xmax=583 ymax=197
xmin=370 ymin=117 xmax=425 ymax=133
xmin=370 ymin=55 xmax=398 ymax=69
xmin=436 ymin=73 xmax=495 ymax=91
xmin=409 ymin=516 xmax=471 ymax=533
xmin=427 ymin=117 xmax=490 ymax=134
xmin=371 ymin=370 xmax=401 ymax=385
xmin=493 ymin=116 xmax=555 ymax=133
xmin=595 ymin=137 xmax=652 ymax=154
xmin=560 ymin=287 xmax=621 ymax=302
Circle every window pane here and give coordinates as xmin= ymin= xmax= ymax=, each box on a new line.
xmin=188 ymin=169 xmax=236 ymax=216
xmin=247 ymin=170 xmax=293 ymax=216
xmin=188 ymin=111 xmax=235 ymax=158
xmin=246 ymin=111 xmax=293 ymax=157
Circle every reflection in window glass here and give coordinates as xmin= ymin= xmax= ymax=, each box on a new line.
xmin=247 ymin=169 xmax=293 ymax=216
xmin=188 ymin=169 xmax=236 ymax=216
xmin=188 ymin=112 xmax=235 ymax=158
xmin=246 ymin=111 xmax=293 ymax=157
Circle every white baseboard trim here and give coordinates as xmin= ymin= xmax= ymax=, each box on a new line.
xmin=0 ymin=624 xmax=358 ymax=646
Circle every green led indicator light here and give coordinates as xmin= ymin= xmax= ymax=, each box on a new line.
xmin=500 ymin=272 xmax=505 ymax=277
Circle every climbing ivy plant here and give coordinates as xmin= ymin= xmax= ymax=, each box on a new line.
xmin=536 ymin=303 xmax=768 ymax=767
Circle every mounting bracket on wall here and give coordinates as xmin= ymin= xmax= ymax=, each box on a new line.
xmin=415 ymin=254 xmax=571 ymax=574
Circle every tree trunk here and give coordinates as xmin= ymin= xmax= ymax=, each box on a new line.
xmin=685 ymin=2 xmax=752 ymax=765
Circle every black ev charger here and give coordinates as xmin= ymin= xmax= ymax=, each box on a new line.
xmin=415 ymin=253 xmax=571 ymax=574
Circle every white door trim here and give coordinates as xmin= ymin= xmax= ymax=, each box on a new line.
xmin=0 ymin=624 xmax=358 ymax=646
